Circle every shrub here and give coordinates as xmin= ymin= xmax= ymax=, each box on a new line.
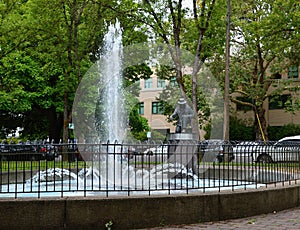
xmin=268 ymin=123 xmax=300 ymax=141
xmin=229 ymin=117 xmax=254 ymax=140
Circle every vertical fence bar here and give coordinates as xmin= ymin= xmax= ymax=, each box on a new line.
xmin=0 ymin=157 xmax=2 ymax=193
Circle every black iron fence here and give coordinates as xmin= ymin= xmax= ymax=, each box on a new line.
xmin=1 ymin=141 xmax=300 ymax=198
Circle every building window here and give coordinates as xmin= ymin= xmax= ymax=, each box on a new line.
xmin=272 ymin=73 xmax=282 ymax=79
xmin=157 ymin=78 xmax=166 ymax=88
xmin=144 ymin=78 xmax=152 ymax=88
xmin=138 ymin=102 xmax=144 ymax=115
xmin=269 ymin=94 xmax=291 ymax=110
xmin=170 ymin=77 xmax=178 ymax=86
xmin=288 ymin=66 xmax=298 ymax=78
xmin=152 ymin=102 xmax=164 ymax=114
xmin=236 ymin=97 xmax=252 ymax=112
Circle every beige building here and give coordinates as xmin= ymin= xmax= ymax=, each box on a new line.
xmin=138 ymin=76 xmax=176 ymax=135
xmin=234 ymin=65 xmax=300 ymax=127
xmin=138 ymin=65 xmax=300 ymax=134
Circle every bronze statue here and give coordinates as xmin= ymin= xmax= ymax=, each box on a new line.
xmin=170 ymin=98 xmax=194 ymax=133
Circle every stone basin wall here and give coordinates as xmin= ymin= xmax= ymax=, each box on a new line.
xmin=0 ymin=181 xmax=299 ymax=230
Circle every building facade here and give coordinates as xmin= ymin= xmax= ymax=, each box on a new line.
xmin=138 ymin=65 xmax=300 ymax=136
xmin=138 ymin=76 xmax=176 ymax=136
xmin=234 ymin=65 xmax=300 ymax=127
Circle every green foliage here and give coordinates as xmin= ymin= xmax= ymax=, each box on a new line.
xmin=268 ymin=124 xmax=300 ymax=141
xmin=1 ymin=0 xmax=300 ymax=142
xmin=181 ymin=0 xmax=227 ymax=58
xmin=126 ymin=84 xmax=150 ymax=141
xmin=227 ymin=119 xmax=300 ymax=141
xmin=129 ymin=112 xmax=150 ymax=136
xmin=229 ymin=117 xmax=254 ymax=141
xmin=229 ymin=0 xmax=300 ymax=139
xmin=0 ymin=0 xmax=130 ymax=141
xmin=105 ymin=220 xmax=113 ymax=230
xmin=124 ymin=63 xmax=153 ymax=84
xmin=155 ymin=65 xmax=176 ymax=80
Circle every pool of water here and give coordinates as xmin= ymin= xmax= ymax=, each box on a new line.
xmin=0 ymin=178 xmax=263 ymax=198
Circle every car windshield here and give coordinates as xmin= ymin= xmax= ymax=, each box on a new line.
xmin=275 ymin=139 xmax=300 ymax=147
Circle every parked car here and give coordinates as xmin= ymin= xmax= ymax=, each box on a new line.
xmin=36 ymin=144 xmax=58 ymax=161
xmin=252 ymin=135 xmax=300 ymax=163
xmin=0 ymin=143 xmax=57 ymax=161
xmin=0 ymin=144 xmax=12 ymax=160
xmin=232 ymin=141 xmax=260 ymax=163
xmin=198 ymin=139 xmax=234 ymax=163
xmin=0 ymin=143 xmax=35 ymax=160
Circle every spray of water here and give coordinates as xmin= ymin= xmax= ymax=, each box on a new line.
xmin=96 ymin=21 xmax=126 ymax=142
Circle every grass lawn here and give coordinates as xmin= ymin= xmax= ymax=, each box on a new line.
xmin=0 ymin=160 xmax=88 ymax=172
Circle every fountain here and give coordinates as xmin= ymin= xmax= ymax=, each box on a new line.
xmin=70 ymin=21 xmax=201 ymax=191
xmin=95 ymin=21 xmax=126 ymax=142
xmin=1 ymin=21 xmax=299 ymax=230
xmin=1 ymin=22 xmax=262 ymax=199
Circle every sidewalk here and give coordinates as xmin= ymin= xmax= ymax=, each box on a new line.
xmin=141 ymin=206 xmax=300 ymax=229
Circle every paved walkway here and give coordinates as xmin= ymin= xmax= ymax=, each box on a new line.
xmin=141 ymin=206 xmax=300 ymax=229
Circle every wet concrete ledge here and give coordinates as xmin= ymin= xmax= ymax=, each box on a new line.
xmin=0 ymin=182 xmax=299 ymax=230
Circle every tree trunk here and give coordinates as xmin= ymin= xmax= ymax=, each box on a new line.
xmin=47 ymin=106 xmax=63 ymax=143
xmin=191 ymin=0 xmax=216 ymax=140
xmin=62 ymin=91 xmax=69 ymax=161
xmin=223 ymin=0 xmax=230 ymax=142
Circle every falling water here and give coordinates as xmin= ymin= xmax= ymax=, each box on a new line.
xmin=98 ymin=21 xmax=126 ymax=142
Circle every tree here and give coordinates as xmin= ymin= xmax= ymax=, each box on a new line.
xmin=28 ymin=0 xmax=152 ymax=143
xmin=0 ymin=0 xmax=154 ymax=142
xmin=0 ymin=0 xmax=30 ymax=60
xmin=0 ymin=48 xmax=57 ymax=140
xmin=23 ymin=0 xmax=115 ymax=143
xmin=120 ymin=0 xmax=226 ymax=139
xmin=229 ymin=0 xmax=300 ymax=140
xmin=0 ymin=1 xmax=32 ymax=137
xmin=0 ymin=0 xmax=62 ymax=139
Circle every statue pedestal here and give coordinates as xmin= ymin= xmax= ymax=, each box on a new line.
xmin=167 ymin=132 xmax=198 ymax=175
xmin=167 ymin=133 xmax=196 ymax=141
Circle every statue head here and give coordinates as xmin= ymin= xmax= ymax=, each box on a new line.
xmin=177 ymin=98 xmax=186 ymax=109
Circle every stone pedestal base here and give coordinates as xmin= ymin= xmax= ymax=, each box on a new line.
xmin=167 ymin=133 xmax=196 ymax=141
xmin=167 ymin=133 xmax=198 ymax=175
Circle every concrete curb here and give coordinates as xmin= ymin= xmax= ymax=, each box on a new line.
xmin=0 ymin=183 xmax=299 ymax=230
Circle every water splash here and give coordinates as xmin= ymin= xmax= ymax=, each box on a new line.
xmin=26 ymin=163 xmax=197 ymax=190
xmin=27 ymin=168 xmax=82 ymax=184
xmin=96 ymin=21 xmax=127 ymax=142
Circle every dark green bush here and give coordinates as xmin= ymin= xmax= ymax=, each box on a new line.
xmin=229 ymin=117 xmax=254 ymax=141
xmin=268 ymin=123 xmax=300 ymax=141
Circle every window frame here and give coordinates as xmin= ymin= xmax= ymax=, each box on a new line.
xmin=144 ymin=78 xmax=153 ymax=88
xmin=138 ymin=102 xmax=144 ymax=115
xmin=269 ymin=94 xmax=291 ymax=110
xmin=152 ymin=102 xmax=164 ymax=114
xmin=288 ymin=66 xmax=299 ymax=78
xmin=157 ymin=78 xmax=166 ymax=88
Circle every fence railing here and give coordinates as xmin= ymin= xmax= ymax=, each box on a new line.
xmin=1 ymin=141 xmax=300 ymax=198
